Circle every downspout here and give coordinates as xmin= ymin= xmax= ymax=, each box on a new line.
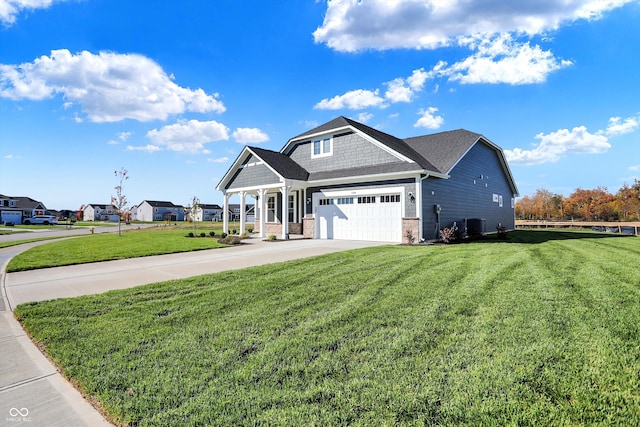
xmin=416 ymin=175 xmax=423 ymax=241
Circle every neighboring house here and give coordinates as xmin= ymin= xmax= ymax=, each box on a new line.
xmin=83 ymin=204 xmax=119 ymax=222
xmin=224 ymin=204 xmax=254 ymax=223
xmin=134 ymin=200 xmax=185 ymax=222
xmin=0 ymin=194 xmax=49 ymax=224
xmin=129 ymin=203 xmax=139 ymax=222
xmin=188 ymin=204 xmax=222 ymax=222
xmin=217 ymin=116 xmax=519 ymax=243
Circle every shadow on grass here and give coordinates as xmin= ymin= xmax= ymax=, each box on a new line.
xmin=477 ymin=229 xmax=634 ymax=244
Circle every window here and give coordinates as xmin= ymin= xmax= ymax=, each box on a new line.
xmin=357 ymin=196 xmax=376 ymax=204
xmin=380 ymin=195 xmax=400 ymax=203
xmin=288 ymin=194 xmax=296 ymax=223
xmin=9 ymin=200 xmax=16 ymax=207
xmin=336 ymin=197 xmax=353 ymax=205
xmin=267 ymin=196 xmax=276 ymax=222
xmin=319 ymin=198 xmax=334 ymax=206
xmin=312 ymin=137 xmax=332 ymax=158
xmin=499 ymin=195 xmax=503 ymax=207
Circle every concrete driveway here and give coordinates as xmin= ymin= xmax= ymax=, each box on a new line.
xmin=1 ymin=235 xmax=386 ymax=426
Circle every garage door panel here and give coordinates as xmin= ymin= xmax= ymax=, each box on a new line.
xmin=317 ymin=194 xmax=401 ymax=242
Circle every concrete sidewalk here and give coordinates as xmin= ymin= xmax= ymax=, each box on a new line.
xmin=1 ymin=237 xmax=386 ymax=426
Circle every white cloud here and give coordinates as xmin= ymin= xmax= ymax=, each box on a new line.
xmin=505 ymin=126 xmax=611 ymax=165
xmin=126 ymin=144 xmax=161 ymax=153
xmin=118 ymin=131 xmax=132 ymax=141
xmin=232 ymin=128 xmax=269 ymax=144
xmin=444 ymin=35 xmax=572 ymax=84
xmin=0 ymin=49 xmax=226 ymax=122
xmin=0 ymin=0 xmax=66 ymax=26
xmin=356 ymin=112 xmax=373 ymax=123
xmin=146 ymin=120 xmax=229 ymax=154
xmin=629 ymin=165 xmax=640 ymax=172
xmin=313 ymin=0 xmax=633 ymax=52
xmin=414 ymin=107 xmax=444 ymax=129
xmin=314 ymin=89 xmax=385 ymax=110
xmin=604 ymin=116 xmax=639 ymax=136
xmin=208 ymin=156 xmax=229 ymax=163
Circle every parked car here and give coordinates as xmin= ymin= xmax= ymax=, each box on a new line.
xmin=23 ymin=215 xmax=58 ymax=225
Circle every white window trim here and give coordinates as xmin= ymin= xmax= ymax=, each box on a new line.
xmin=311 ymin=136 xmax=333 ymax=159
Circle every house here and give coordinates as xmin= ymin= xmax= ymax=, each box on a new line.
xmin=0 ymin=194 xmax=49 ymax=224
xmin=216 ymin=116 xmax=519 ymax=243
xmin=224 ymin=204 xmax=255 ymax=223
xmin=188 ymin=204 xmax=222 ymax=222
xmin=83 ymin=204 xmax=120 ymax=222
xmin=134 ymin=200 xmax=185 ymax=222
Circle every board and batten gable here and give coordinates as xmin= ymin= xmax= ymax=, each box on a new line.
xmin=225 ymin=153 xmax=281 ymax=190
xmin=421 ymin=140 xmax=516 ymax=240
xmin=288 ymin=131 xmax=405 ymax=174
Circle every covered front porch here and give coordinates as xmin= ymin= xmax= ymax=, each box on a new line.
xmin=222 ymin=182 xmax=311 ymax=240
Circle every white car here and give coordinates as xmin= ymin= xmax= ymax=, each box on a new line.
xmin=23 ymin=215 xmax=58 ymax=225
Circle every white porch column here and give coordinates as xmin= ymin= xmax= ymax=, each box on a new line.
xmin=258 ymin=189 xmax=266 ymax=238
xmin=223 ymin=192 xmax=229 ymax=234
xmin=280 ymin=185 xmax=289 ymax=240
xmin=239 ymin=191 xmax=246 ymax=234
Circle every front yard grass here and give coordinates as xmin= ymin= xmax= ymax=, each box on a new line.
xmin=6 ymin=228 xmax=228 ymax=272
xmin=14 ymin=230 xmax=640 ymax=426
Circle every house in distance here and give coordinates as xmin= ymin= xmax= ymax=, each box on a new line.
xmin=217 ymin=116 xmax=519 ymax=243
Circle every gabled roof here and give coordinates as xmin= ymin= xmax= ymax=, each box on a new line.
xmin=198 ymin=204 xmax=222 ymax=210
xmin=248 ymin=147 xmax=309 ymax=181
xmin=285 ymin=116 xmax=440 ymax=173
xmin=404 ymin=129 xmax=483 ymax=174
xmin=10 ymin=196 xmax=45 ymax=209
xmin=141 ymin=200 xmax=178 ymax=208
xmin=405 ymin=129 xmax=519 ymax=195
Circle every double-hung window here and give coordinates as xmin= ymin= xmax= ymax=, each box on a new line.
xmin=312 ymin=137 xmax=332 ymax=158
xmin=267 ymin=196 xmax=276 ymax=222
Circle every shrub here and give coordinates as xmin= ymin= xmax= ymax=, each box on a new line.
xmin=496 ymin=224 xmax=508 ymax=239
xmin=439 ymin=222 xmax=459 ymax=244
xmin=232 ymin=229 xmax=237 ymax=235
xmin=240 ymin=231 xmax=250 ymax=239
xmin=220 ymin=232 xmax=227 ymax=239
xmin=209 ymin=231 xmax=215 ymax=237
xmin=200 ymin=232 xmax=206 ymax=238
xmin=247 ymin=228 xmax=253 ymax=233
xmin=217 ymin=235 xmax=241 ymax=245
xmin=187 ymin=232 xmax=194 ymax=238
xmin=267 ymin=234 xmax=277 ymax=241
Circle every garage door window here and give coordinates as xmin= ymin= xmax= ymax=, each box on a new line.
xmin=380 ymin=195 xmax=400 ymax=203
xmin=357 ymin=196 xmax=376 ymax=204
xmin=336 ymin=197 xmax=353 ymax=204
xmin=319 ymin=198 xmax=334 ymax=206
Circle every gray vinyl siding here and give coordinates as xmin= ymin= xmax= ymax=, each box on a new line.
xmin=226 ymin=163 xmax=280 ymax=190
xmin=421 ymin=142 xmax=516 ymax=240
xmin=306 ymin=179 xmax=417 ymax=217
xmin=289 ymin=132 xmax=401 ymax=173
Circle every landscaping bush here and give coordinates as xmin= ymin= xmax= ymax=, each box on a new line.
xmin=240 ymin=231 xmax=250 ymax=239
xmin=187 ymin=232 xmax=194 ymax=238
xmin=220 ymin=232 xmax=227 ymax=239
xmin=247 ymin=228 xmax=253 ymax=233
xmin=232 ymin=229 xmax=237 ymax=235
xmin=217 ymin=235 xmax=241 ymax=245
xmin=209 ymin=231 xmax=215 ymax=237
xmin=200 ymin=232 xmax=206 ymax=238
xmin=267 ymin=234 xmax=277 ymax=241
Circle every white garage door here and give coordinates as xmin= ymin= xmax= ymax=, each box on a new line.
xmin=1 ymin=211 xmax=22 ymax=224
xmin=316 ymin=193 xmax=402 ymax=242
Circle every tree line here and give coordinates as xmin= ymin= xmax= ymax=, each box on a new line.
xmin=515 ymin=179 xmax=640 ymax=222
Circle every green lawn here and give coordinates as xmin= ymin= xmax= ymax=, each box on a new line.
xmin=6 ymin=228 xmax=229 ymax=272
xmin=14 ymin=230 xmax=640 ymax=426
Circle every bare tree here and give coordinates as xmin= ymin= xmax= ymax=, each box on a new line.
xmin=111 ymin=167 xmax=129 ymax=236
xmin=186 ymin=195 xmax=200 ymax=236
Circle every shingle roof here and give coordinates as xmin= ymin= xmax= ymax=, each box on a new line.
xmin=143 ymin=200 xmax=178 ymax=208
xmin=249 ymin=146 xmax=309 ymax=181
xmin=404 ymin=129 xmax=482 ymax=174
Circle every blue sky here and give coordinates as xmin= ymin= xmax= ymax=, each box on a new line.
xmin=1 ymin=0 xmax=639 ymax=211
